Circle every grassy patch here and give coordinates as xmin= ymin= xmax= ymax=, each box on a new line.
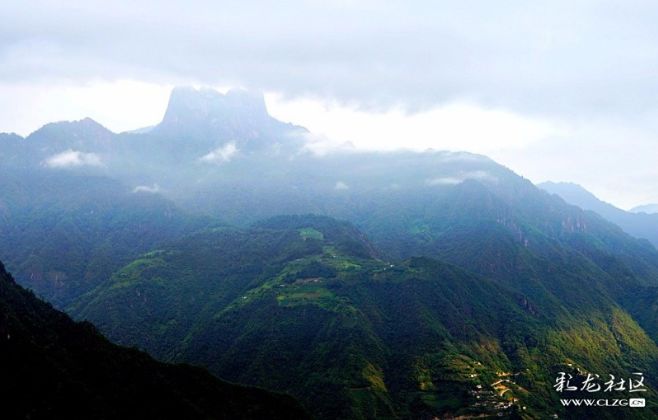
xmin=299 ymin=227 xmax=324 ymax=241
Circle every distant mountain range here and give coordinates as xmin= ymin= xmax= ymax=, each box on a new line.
xmin=3 ymin=86 xmax=658 ymax=418
xmin=540 ymin=181 xmax=658 ymax=248
xmin=632 ymin=203 xmax=658 ymax=214
xmin=0 ymin=87 xmax=304 ymax=179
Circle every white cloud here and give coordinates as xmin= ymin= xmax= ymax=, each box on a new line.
xmin=267 ymin=94 xmax=562 ymax=155
xmin=0 ymin=80 xmax=172 ymax=136
xmin=334 ymin=181 xmax=349 ymax=190
xmin=425 ymin=177 xmax=463 ymax=186
xmin=2 ymin=0 xmax=658 ymax=210
xmin=426 ymin=170 xmax=498 ymax=187
xmin=44 ymin=149 xmax=102 ymax=168
xmin=200 ymin=142 xmax=238 ymax=163
xmin=3 ymin=1 xmax=658 ymax=118
xmin=132 ymin=184 xmax=161 ymax=194
xmin=296 ymin=131 xmax=356 ymax=156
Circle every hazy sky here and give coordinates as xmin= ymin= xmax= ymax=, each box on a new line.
xmin=2 ymin=1 xmax=658 ymax=208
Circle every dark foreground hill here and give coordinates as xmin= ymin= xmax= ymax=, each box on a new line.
xmin=0 ymin=260 xmax=307 ymax=419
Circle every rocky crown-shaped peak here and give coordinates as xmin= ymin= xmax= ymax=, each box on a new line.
xmin=159 ymin=87 xmax=270 ymax=128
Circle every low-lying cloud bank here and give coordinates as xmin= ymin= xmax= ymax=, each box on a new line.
xmin=426 ymin=170 xmax=498 ymax=186
xmin=44 ymin=150 xmax=103 ymax=168
xmin=200 ymin=142 xmax=238 ymax=164
xmin=132 ymin=184 xmax=161 ymax=194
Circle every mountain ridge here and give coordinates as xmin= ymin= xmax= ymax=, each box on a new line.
xmin=539 ymin=181 xmax=658 ymax=248
xmin=632 ymin=203 xmax=658 ymax=214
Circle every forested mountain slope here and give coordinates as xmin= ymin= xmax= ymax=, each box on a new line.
xmin=0 ymin=260 xmax=307 ymax=419
xmin=0 ymin=170 xmax=211 ymax=307
xmin=73 ymin=216 xmax=658 ymax=419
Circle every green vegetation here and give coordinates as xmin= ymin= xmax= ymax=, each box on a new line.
xmin=0 ymin=170 xmax=211 ymax=308
xmin=0 ymin=260 xmax=308 ymax=419
xmin=300 ymin=227 xmax=324 ymax=241
xmin=73 ymin=215 xmax=658 ymax=419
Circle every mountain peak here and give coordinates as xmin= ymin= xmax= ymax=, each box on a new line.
xmin=538 ymin=181 xmax=614 ymax=212
xmin=28 ymin=117 xmax=113 ymax=139
xmin=538 ymin=181 xmax=598 ymax=200
xmin=159 ymin=86 xmax=269 ymax=129
xmin=631 ymin=203 xmax=658 ymax=214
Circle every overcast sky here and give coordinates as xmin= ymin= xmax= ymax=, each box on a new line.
xmin=2 ymin=1 xmax=658 ymax=208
